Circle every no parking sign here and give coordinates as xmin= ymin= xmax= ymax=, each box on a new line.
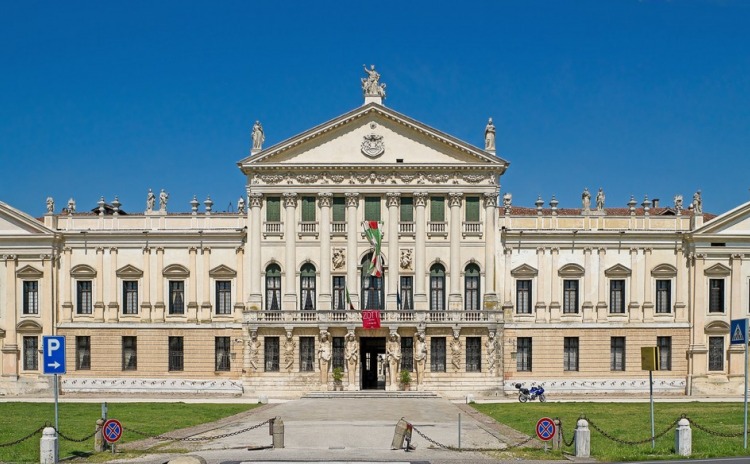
xmin=103 ymin=419 xmax=123 ymax=444
xmin=536 ymin=417 xmax=556 ymax=441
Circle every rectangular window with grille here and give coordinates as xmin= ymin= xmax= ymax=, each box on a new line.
xmin=466 ymin=337 xmax=481 ymax=372
xmin=430 ymin=337 xmax=446 ymax=372
xmin=216 ymin=281 xmax=231 ymax=315
xmin=215 ymin=337 xmax=231 ymax=371
xmin=332 ymin=196 xmax=345 ymax=222
xmin=77 ymin=280 xmax=92 ymax=314
xmin=610 ymin=337 xmax=625 ymax=371
xmin=465 ymin=272 xmax=480 ymax=311
xmin=168 ymin=336 xmax=184 ymax=371
xmin=709 ymin=279 xmax=724 ymax=313
xmin=332 ymin=336 xmax=345 ymax=370
xmin=23 ymin=336 xmax=38 ymax=371
xmin=168 ymin=281 xmax=184 ymax=315
xmin=301 ymin=196 xmax=316 ymax=222
xmin=708 ymin=336 xmax=724 ymax=371
xmin=264 ymin=337 xmax=280 ymax=372
xmin=22 ymin=281 xmax=38 ymax=314
xmin=332 ymin=276 xmax=346 ymax=310
xmin=123 ymin=281 xmax=139 ymax=315
xmin=122 ymin=336 xmax=137 ymax=370
xmin=658 ymin=336 xmax=671 ymax=371
xmin=400 ymin=276 xmax=413 ymax=310
xmin=430 ymin=274 xmax=445 ymax=311
xmin=300 ymin=272 xmax=316 ymax=311
xmin=400 ymin=197 xmax=413 ymax=222
xmin=610 ymin=279 xmax=625 ymax=313
xmin=564 ymin=337 xmax=579 ymax=371
xmin=465 ymin=196 xmax=480 ymax=222
xmin=516 ymin=280 xmax=532 ymax=314
xmin=299 ymin=336 xmax=315 ymax=372
xmin=401 ymin=336 xmax=413 ymax=371
xmin=517 ymin=337 xmax=532 ymax=371
xmin=430 ymin=196 xmax=445 ymax=222
xmin=656 ymin=280 xmax=671 ymax=313
xmin=76 ymin=336 xmax=91 ymax=370
xmin=563 ymin=280 xmax=579 ymax=314
xmin=266 ymin=196 xmax=281 ymax=222
xmin=364 ymin=196 xmax=381 ymax=222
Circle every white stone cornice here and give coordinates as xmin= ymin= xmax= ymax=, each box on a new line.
xmin=345 ymin=192 xmax=360 ymax=207
xmin=283 ymin=192 xmax=298 ymax=207
xmin=249 ymin=192 xmax=263 ymax=208
xmin=318 ymin=192 xmax=333 ymax=208
xmin=386 ymin=192 xmax=401 ymax=207
xmin=448 ymin=192 xmax=463 ymax=207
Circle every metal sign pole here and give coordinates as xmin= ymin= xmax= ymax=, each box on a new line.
xmin=744 ymin=334 xmax=748 ymax=449
xmin=54 ymin=373 xmax=59 ymax=461
xmin=649 ymin=369 xmax=654 ymax=450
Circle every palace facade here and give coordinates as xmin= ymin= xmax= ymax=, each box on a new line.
xmin=1 ymin=70 xmax=749 ymax=397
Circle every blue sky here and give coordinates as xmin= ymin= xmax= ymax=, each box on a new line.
xmin=1 ymin=1 xmax=749 ymax=217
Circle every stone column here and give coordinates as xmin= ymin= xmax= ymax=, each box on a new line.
xmin=535 ymin=247 xmax=547 ymax=322
xmin=154 ymin=247 xmax=165 ymax=321
xmin=642 ymin=248 xmax=654 ymax=321
xmin=283 ymin=193 xmax=298 ymax=310
xmin=483 ymin=192 xmax=498 ymax=308
xmin=448 ymin=192 xmax=463 ymax=310
xmin=248 ymin=192 xmax=263 ymax=309
xmin=188 ymin=246 xmax=198 ymax=320
xmin=142 ymin=247 xmax=152 ymax=321
xmin=502 ymin=248 xmax=512 ymax=313
xmin=549 ymin=247 xmax=561 ymax=322
xmin=629 ymin=248 xmax=641 ymax=322
xmin=414 ymin=191 xmax=429 ymax=310
xmin=387 ymin=192 xmax=401 ymax=311
xmin=596 ymin=248 xmax=607 ymax=320
xmin=582 ymin=247 xmax=594 ymax=322
xmin=345 ymin=193 xmax=360 ymax=308
xmin=2 ymin=255 xmax=18 ymax=378
xmin=201 ymin=247 xmax=212 ymax=320
xmin=693 ymin=254 xmax=707 ymax=348
xmin=318 ymin=193 xmax=333 ymax=310
xmin=235 ymin=246 xmax=245 ymax=318
xmin=95 ymin=247 xmax=105 ymax=321
xmin=107 ymin=248 xmax=118 ymax=322
xmin=61 ymin=247 xmax=73 ymax=322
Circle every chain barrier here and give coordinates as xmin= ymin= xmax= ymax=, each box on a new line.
xmin=411 ymin=423 xmax=536 ymax=452
xmin=684 ymin=415 xmax=745 ymax=438
xmin=0 ymin=426 xmax=46 ymax=448
xmin=584 ymin=415 xmax=678 ymax=446
xmin=123 ymin=418 xmax=272 ymax=442
xmin=555 ymin=418 xmax=575 ymax=448
xmin=56 ymin=428 xmax=98 ymax=443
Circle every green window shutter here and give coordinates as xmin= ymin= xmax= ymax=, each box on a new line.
xmin=266 ymin=197 xmax=280 ymax=222
xmin=400 ymin=197 xmax=413 ymax=222
xmin=465 ymin=196 xmax=480 ymax=222
xmin=332 ymin=197 xmax=345 ymax=222
xmin=430 ymin=197 xmax=445 ymax=222
xmin=302 ymin=196 xmax=316 ymax=222
xmin=365 ymin=197 xmax=381 ymax=222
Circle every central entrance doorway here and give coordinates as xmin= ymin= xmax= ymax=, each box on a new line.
xmin=360 ymin=337 xmax=386 ymax=390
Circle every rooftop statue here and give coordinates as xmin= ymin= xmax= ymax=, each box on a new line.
xmin=252 ymin=121 xmax=265 ymax=151
xmin=485 ymin=118 xmax=496 ymax=151
xmin=146 ymin=189 xmax=155 ymax=212
xmin=596 ymin=188 xmax=605 ymax=211
xmin=362 ymin=64 xmax=386 ymax=98
xmin=582 ymin=188 xmax=591 ymax=211
xmin=692 ymin=190 xmax=702 ymax=214
xmin=159 ymin=189 xmax=169 ymax=212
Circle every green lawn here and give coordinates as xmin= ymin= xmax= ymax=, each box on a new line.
xmin=0 ymin=402 xmax=259 ymax=463
xmin=472 ymin=401 xmax=750 ymax=461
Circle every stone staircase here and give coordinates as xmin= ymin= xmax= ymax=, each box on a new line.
xmin=303 ymin=390 xmax=439 ymax=399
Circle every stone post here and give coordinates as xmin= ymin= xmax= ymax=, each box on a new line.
xmin=552 ymin=418 xmax=562 ymax=450
xmin=39 ymin=427 xmax=57 ymax=464
xmin=674 ymin=417 xmax=691 ymax=457
xmin=94 ymin=418 xmax=105 ymax=452
xmin=574 ymin=419 xmax=590 ymax=458
xmin=272 ymin=417 xmax=285 ymax=448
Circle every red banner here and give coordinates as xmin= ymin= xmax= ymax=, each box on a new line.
xmin=362 ymin=310 xmax=381 ymax=329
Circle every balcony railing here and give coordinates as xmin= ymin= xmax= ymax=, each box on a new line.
xmin=298 ymin=221 xmax=318 ymax=238
xmin=263 ymin=222 xmax=283 ymax=237
xmin=462 ymin=221 xmax=482 ymax=237
xmin=427 ymin=221 xmax=448 ymax=237
xmin=331 ymin=221 xmax=347 ymax=236
xmin=244 ymin=309 xmax=502 ymax=324
xmin=399 ymin=222 xmax=415 ymax=236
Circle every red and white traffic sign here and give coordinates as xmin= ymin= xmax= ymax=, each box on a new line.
xmin=103 ymin=418 xmax=123 ymax=443
xmin=536 ymin=417 xmax=556 ymax=441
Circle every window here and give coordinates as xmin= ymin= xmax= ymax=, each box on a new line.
xmin=400 ymin=276 xmax=413 ymax=310
xmin=430 ymin=264 xmax=446 ymax=311
xmin=464 ymin=264 xmax=481 ymax=311
xmin=266 ymin=196 xmax=281 ymax=222
xmin=216 ymin=281 xmax=231 ymax=315
xmin=466 ymin=337 xmax=481 ymax=372
xmin=332 ymin=336 xmax=345 ymax=370
xmin=265 ymin=264 xmax=281 ymax=311
xmin=610 ymin=337 xmax=625 ymax=371
xmin=332 ymin=197 xmax=345 ymax=222
xmin=516 ymin=280 xmax=532 ymax=314
xmin=76 ymin=336 xmax=91 ymax=370
xmin=517 ymin=338 xmax=532 ymax=371
xmin=300 ymin=264 xmax=316 ymax=311
xmin=709 ymin=279 xmax=724 ymax=313
xmin=22 ymin=281 xmax=38 ymax=315
xmin=361 ymin=254 xmax=383 ymax=310
xmin=23 ymin=336 xmax=38 ymax=370
xmin=215 ymin=337 xmax=231 ymax=371
xmin=430 ymin=196 xmax=445 ymax=222
xmin=332 ymin=276 xmax=346 ymax=310
xmin=122 ymin=336 xmax=137 ymax=370
xmin=301 ymin=196 xmax=316 ymax=222
xmin=564 ymin=337 xmax=579 ymax=371
xmin=299 ymin=337 xmax=315 ymax=372
xmin=77 ymin=281 xmax=92 ymax=314
xmin=401 ymin=336 xmax=413 ymax=371
xmin=465 ymin=196 xmax=480 ymax=222
xmin=400 ymin=197 xmax=413 ymax=222
xmin=364 ymin=196 xmax=381 ymax=222
xmin=168 ymin=336 xmax=184 ymax=371
xmin=563 ymin=280 xmax=579 ymax=314
xmin=430 ymin=337 xmax=446 ymax=372
xmin=610 ymin=280 xmax=625 ymax=314
xmin=658 ymin=336 xmax=672 ymax=371
xmin=169 ymin=281 xmax=184 ymax=315
xmin=656 ymin=280 xmax=671 ymax=314
xmin=708 ymin=336 xmax=724 ymax=371
xmin=264 ymin=337 xmax=280 ymax=372
xmin=123 ymin=280 xmax=138 ymax=315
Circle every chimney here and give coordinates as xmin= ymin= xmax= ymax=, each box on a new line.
xmin=652 ymin=198 xmax=659 ymax=208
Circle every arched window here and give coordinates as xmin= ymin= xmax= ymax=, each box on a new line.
xmin=464 ymin=263 xmax=481 ymax=310
xmin=361 ymin=253 xmax=384 ymax=309
xmin=265 ymin=264 xmax=281 ymax=311
xmin=300 ymin=263 xmax=316 ymax=311
xmin=430 ymin=264 xmax=446 ymax=311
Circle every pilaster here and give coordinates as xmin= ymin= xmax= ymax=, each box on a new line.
xmin=413 ymin=191 xmax=429 ymax=310
xmin=483 ymin=191 xmax=498 ymax=308
xmin=153 ymin=247 xmax=165 ymax=321
xmin=2 ymin=255 xmax=18 ymax=379
xmin=582 ymin=247 xmax=594 ymax=322
xmin=535 ymin=247 xmax=547 ymax=322
xmin=386 ymin=192 xmax=400 ymax=311
xmin=629 ymin=248 xmax=642 ymax=322
xmin=187 ymin=246 xmax=199 ymax=321
xmin=345 ymin=192 xmax=359 ymax=308
xmin=141 ymin=246 xmax=152 ymax=322
xmin=642 ymin=248 xmax=654 ymax=322
xmin=200 ymin=247 xmax=212 ymax=321
xmin=596 ymin=248 xmax=607 ymax=320
xmin=106 ymin=247 xmax=119 ymax=322
xmin=318 ymin=193 xmax=333 ymax=310
xmin=549 ymin=247 xmax=561 ymax=322
xmin=448 ymin=192 xmax=463 ymax=310
xmin=248 ymin=192 xmax=263 ymax=309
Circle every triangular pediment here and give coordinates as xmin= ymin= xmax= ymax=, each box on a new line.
xmin=0 ymin=201 xmax=54 ymax=236
xmin=704 ymin=263 xmax=731 ymax=277
xmin=604 ymin=263 xmax=632 ymax=277
xmin=695 ymin=200 xmax=750 ymax=236
xmin=209 ymin=264 xmax=236 ymax=278
xmin=239 ymin=104 xmax=508 ymax=175
xmin=16 ymin=265 xmax=43 ymax=278
xmin=116 ymin=264 xmax=143 ymax=278
xmin=511 ymin=264 xmax=538 ymax=277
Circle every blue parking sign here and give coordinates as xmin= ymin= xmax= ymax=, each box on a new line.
xmin=42 ymin=336 xmax=66 ymax=375
xmin=731 ymin=319 xmax=748 ymax=345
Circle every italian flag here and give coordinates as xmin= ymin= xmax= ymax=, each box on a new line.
xmin=362 ymin=221 xmax=384 ymax=277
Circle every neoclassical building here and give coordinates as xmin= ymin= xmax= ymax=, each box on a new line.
xmin=1 ymin=69 xmax=749 ymax=397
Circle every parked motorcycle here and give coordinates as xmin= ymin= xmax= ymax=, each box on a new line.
xmin=514 ymin=382 xmax=546 ymax=403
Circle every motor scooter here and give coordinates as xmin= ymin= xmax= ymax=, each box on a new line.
xmin=514 ymin=382 xmax=546 ymax=402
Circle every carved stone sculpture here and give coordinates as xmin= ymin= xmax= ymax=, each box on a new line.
xmin=318 ymin=331 xmax=332 ymax=390
xmin=251 ymin=120 xmax=265 ymax=151
xmin=486 ymin=331 xmax=497 ymax=375
xmin=450 ymin=336 xmax=462 ymax=371
xmin=146 ymin=189 xmax=155 ymax=212
xmin=387 ymin=333 xmax=401 ymax=388
xmin=332 ymin=248 xmax=346 ymax=270
xmin=67 ymin=198 xmax=76 ymax=214
xmin=46 ymin=197 xmax=54 ymax=214
xmin=485 ymin=117 xmax=496 ymax=151
xmin=361 ymin=64 xmax=386 ymax=97
xmin=283 ymin=335 xmax=296 ymax=372
xmin=692 ymin=190 xmax=702 ymax=214
xmin=237 ymin=196 xmax=246 ymax=214
xmin=502 ymin=193 xmax=512 ymax=213
xmin=414 ymin=332 xmax=427 ymax=389
xmin=674 ymin=194 xmax=683 ymax=214
xmin=582 ymin=188 xmax=591 ymax=211
xmin=248 ymin=333 xmax=261 ymax=372
xmin=596 ymin=188 xmax=605 ymax=211
xmin=159 ymin=189 xmax=169 ymax=212
xmin=345 ymin=331 xmax=358 ymax=388
xmin=399 ymin=249 xmax=412 ymax=270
